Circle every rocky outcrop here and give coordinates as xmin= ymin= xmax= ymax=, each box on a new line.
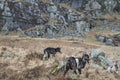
xmin=96 ymin=33 xmax=120 ymax=46
xmin=90 ymin=49 xmax=119 ymax=73
xmin=0 ymin=0 xmax=119 ymax=38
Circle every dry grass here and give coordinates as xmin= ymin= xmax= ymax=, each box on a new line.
xmin=58 ymin=3 xmax=82 ymax=15
xmin=8 ymin=65 xmax=49 ymax=80
xmin=0 ymin=30 xmax=120 ymax=80
xmin=41 ymin=0 xmax=52 ymax=4
xmin=99 ymin=14 xmax=120 ymax=23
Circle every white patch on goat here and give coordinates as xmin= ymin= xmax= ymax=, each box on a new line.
xmin=75 ymin=58 xmax=79 ymax=68
xmin=43 ymin=52 xmax=48 ymax=60
xmin=107 ymin=63 xmax=119 ymax=73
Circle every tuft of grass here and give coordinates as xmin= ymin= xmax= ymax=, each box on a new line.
xmin=95 ymin=69 xmax=100 ymax=74
xmin=8 ymin=65 xmax=47 ymax=80
xmin=25 ymin=51 xmax=42 ymax=60
xmin=85 ymin=71 xmax=90 ymax=78
xmin=1 ymin=47 xmax=7 ymax=51
xmin=100 ymin=13 xmax=120 ymax=23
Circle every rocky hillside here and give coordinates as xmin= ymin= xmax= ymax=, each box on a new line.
xmin=0 ymin=1 xmax=120 ymax=80
xmin=0 ymin=0 xmax=120 ymax=38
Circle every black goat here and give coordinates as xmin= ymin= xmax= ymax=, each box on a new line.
xmin=42 ymin=47 xmax=62 ymax=60
xmin=64 ymin=54 xmax=89 ymax=76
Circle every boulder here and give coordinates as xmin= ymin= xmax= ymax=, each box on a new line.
xmin=0 ymin=1 xmax=4 ymax=10
xmin=71 ymin=0 xmax=82 ymax=9
xmin=47 ymin=1 xmax=57 ymax=19
xmin=105 ymin=38 xmax=114 ymax=46
xmin=2 ymin=2 xmax=12 ymax=16
xmin=90 ymin=49 xmax=105 ymax=58
xmin=90 ymin=49 xmax=113 ymax=69
xmin=95 ymin=33 xmax=119 ymax=46
xmin=2 ymin=17 xmax=14 ymax=31
xmin=104 ymin=0 xmax=117 ymax=13
xmin=92 ymin=0 xmax=101 ymax=10
xmin=97 ymin=36 xmax=106 ymax=42
xmin=47 ymin=4 xmax=57 ymax=13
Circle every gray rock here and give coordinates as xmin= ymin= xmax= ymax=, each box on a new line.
xmin=97 ymin=36 xmax=105 ymax=42
xmin=2 ymin=2 xmax=12 ymax=16
xmin=85 ymin=22 xmax=90 ymax=32
xmin=105 ymin=38 xmax=114 ymax=46
xmin=96 ymin=23 xmax=120 ymax=31
xmin=47 ymin=1 xmax=57 ymax=19
xmin=2 ymin=17 xmax=14 ymax=31
xmin=85 ymin=3 xmax=90 ymax=10
xmin=90 ymin=49 xmax=113 ymax=69
xmin=104 ymin=0 xmax=117 ymax=13
xmin=0 ymin=1 xmax=4 ymax=10
xmin=98 ymin=56 xmax=113 ymax=68
xmin=0 ymin=0 xmax=119 ymax=38
xmin=71 ymin=0 xmax=82 ymax=9
xmin=24 ymin=0 xmax=37 ymax=4
xmin=47 ymin=4 xmax=57 ymax=13
xmin=17 ymin=27 xmax=24 ymax=34
xmin=57 ymin=15 xmax=67 ymax=25
xmin=53 ymin=0 xmax=61 ymax=3
xmin=85 ymin=0 xmax=101 ymax=16
xmin=92 ymin=0 xmax=101 ymax=10
xmin=25 ymin=31 xmax=33 ymax=37
xmin=75 ymin=20 xmax=88 ymax=36
xmin=75 ymin=21 xmax=81 ymax=34
xmin=49 ymin=12 xmax=56 ymax=19
xmin=90 ymin=49 xmax=105 ymax=58
xmin=67 ymin=9 xmax=75 ymax=21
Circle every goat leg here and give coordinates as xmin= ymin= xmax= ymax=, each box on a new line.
xmin=78 ymin=69 xmax=82 ymax=74
xmin=64 ymin=68 xmax=69 ymax=76
xmin=74 ymin=70 xmax=77 ymax=74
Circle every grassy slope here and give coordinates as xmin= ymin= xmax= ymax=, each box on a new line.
xmin=0 ymin=30 xmax=120 ymax=80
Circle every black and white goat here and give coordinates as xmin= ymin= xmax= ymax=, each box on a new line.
xmin=42 ymin=47 xmax=62 ymax=60
xmin=64 ymin=54 xmax=90 ymax=76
